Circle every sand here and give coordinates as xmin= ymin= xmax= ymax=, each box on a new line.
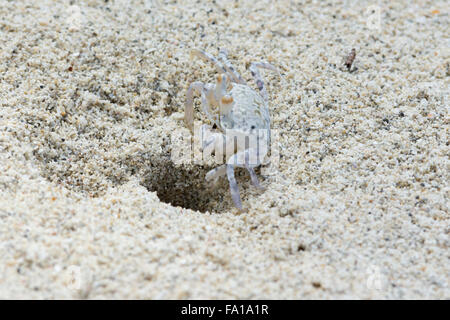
xmin=0 ymin=0 xmax=448 ymax=299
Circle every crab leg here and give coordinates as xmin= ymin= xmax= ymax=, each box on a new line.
xmin=215 ymin=163 xmax=264 ymax=191
xmin=246 ymin=166 xmax=264 ymax=190
xmin=226 ymin=163 xmax=243 ymax=210
xmin=226 ymin=147 xmax=264 ymax=210
xmin=186 ymin=80 xmax=223 ymax=132
xmin=249 ymin=62 xmax=281 ymax=101
xmin=190 ymin=49 xmax=227 ymax=74
xmin=218 ymin=48 xmax=247 ymax=84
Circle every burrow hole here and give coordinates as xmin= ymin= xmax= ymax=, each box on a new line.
xmin=141 ymin=156 xmax=255 ymax=213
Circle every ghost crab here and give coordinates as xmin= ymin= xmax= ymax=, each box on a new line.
xmin=185 ymin=48 xmax=280 ymax=211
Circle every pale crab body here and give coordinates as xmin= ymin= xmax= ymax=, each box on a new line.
xmin=185 ymin=48 xmax=279 ymax=210
xmin=219 ymin=84 xmax=270 ymax=132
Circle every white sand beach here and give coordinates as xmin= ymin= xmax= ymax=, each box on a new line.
xmin=0 ymin=0 xmax=448 ymax=298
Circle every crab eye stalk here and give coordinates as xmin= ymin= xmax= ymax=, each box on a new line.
xmin=221 ymin=95 xmax=233 ymax=105
xmin=220 ymin=95 xmax=234 ymax=115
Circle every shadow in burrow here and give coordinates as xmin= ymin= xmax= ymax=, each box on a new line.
xmin=140 ymin=154 xmax=256 ymax=213
xmin=37 ymin=147 xmax=252 ymax=213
